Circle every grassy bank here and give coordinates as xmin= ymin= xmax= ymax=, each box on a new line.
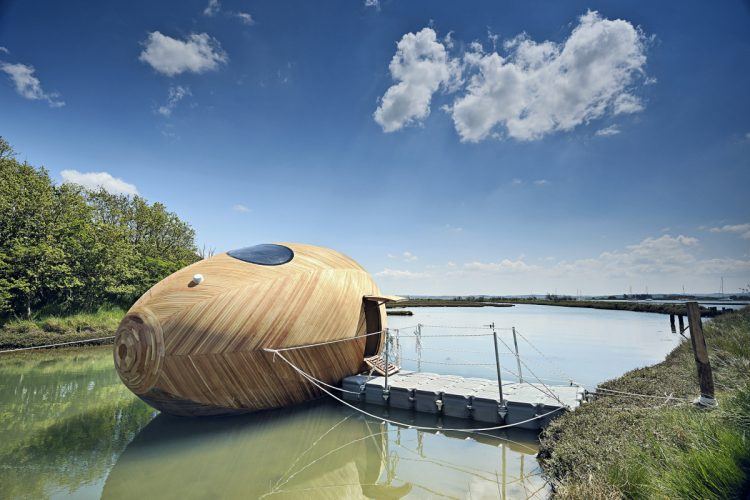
xmin=0 ymin=307 xmax=124 ymax=349
xmin=539 ymin=307 xmax=750 ymax=498
xmin=387 ymin=298 xmax=724 ymax=316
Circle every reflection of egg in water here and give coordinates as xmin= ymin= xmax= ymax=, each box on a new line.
xmin=114 ymin=243 xmax=396 ymax=416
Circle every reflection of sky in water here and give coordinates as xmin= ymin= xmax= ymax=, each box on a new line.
xmin=1 ymin=305 xmax=682 ymax=499
xmin=389 ymin=304 xmax=682 ymax=388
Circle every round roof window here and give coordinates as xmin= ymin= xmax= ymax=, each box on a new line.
xmin=227 ymin=244 xmax=294 ymax=266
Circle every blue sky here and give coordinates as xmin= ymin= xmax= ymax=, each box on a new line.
xmin=1 ymin=0 xmax=749 ymax=295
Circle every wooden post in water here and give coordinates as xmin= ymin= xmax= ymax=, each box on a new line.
xmin=678 ymin=315 xmax=685 ymax=332
xmin=669 ymin=314 xmax=675 ymax=329
xmin=686 ymin=302 xmax=717 ymax=407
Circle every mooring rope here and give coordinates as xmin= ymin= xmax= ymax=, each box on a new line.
xmin=265 ymin=348 xmax=565 ymax=432
xmin=0 ymin=336 xmax=115 ymax=354
xmin=592 ymin=387 xmax=691 ymax=402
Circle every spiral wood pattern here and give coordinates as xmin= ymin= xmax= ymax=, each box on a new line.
xmin=114 ymin=243 xmax=386 ymax=416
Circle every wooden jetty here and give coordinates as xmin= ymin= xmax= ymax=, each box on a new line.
xmin=342 ymin=371 xmax=584 ymax=430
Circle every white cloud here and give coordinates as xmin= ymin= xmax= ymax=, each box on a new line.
xmin=0 ymin=62 xmax=64 ymax=107
xmin=374 ymin=28 xmax=460 ymax=132
xmin=709 ymin=223 xmax=750 ymax=239
xmin=232 ymin=203 xmax=250 ymax=213
xmin=139 ymin=32 xmax=228 ymax=77
xmin=364 ymin=0 xmax=380 ymax=8
xmin=376 ymin=268 xmax=429 ymax=279
xmin=511 ymin=178 xmax=523 ymax=186
xmin=61 ymin=170 xmax=138 ymax=196
xmin=444 ymin=224 xmax=463 ymax=233
xmin=533 ymin=179 xmax=549 ymax=186
xmin=0 ymin=47 xmax=9 ymax=54
xmin=388 ymin=251 xmax=418 ymax=261
xmin=596 ymin=125 xmax=621 ymax=136
xmin=235 ymin=12 xmax=255 ymax=25
xmin=156 ymin=85 xmax=191 ymax=116
xmin=450 ymin=11 xmax=647 ymax=142
xmin=464 ymin=258 xmax=536 ymax=273
xmin=203 ymin=0 xmax=220 ymax=16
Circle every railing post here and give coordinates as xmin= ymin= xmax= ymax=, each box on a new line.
xmin=512 ymin=326 xmax=523 ymax=383
xmin=416 ymin=323 xmax=422 ymax=373
xmin=491 ymin=322 xmax=504 ymax=403
xmin=383 ymin=328 xmax=390 ymax=401
xmin=686 ymin=302 xmax=717 ymax=407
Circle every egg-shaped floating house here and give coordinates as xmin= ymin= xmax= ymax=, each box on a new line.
xmin=113 ymin=243 xmax=400 ymax=416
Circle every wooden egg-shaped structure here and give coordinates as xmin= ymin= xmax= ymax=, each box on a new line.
xmin=113 ymin=243 xmax=394 ymax=416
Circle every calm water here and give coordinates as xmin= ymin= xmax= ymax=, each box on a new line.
xmin=0 ymin=305 xmax=680 ymax=499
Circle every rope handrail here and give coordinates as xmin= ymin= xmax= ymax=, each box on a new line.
xmin=494 ymin=334 xmax=568 ymax=406
xmin=399 ymin=356 xmax=499 ymax=367
xmin=268 ymin=330 xmax=383 ymax=352
xmin=513 ymin=328 xmax=576 ymax=384
xmin=265 ymin=348 xmax=565 ymax=433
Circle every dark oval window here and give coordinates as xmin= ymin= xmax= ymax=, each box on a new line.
xmin=228 ymin=244 xmax=294 ymax=266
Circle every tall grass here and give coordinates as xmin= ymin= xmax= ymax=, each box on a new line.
xmin=0 ymin=306 xmax=125 ymax=348
xmin=541 ymin=308 xmax=750 ymax=498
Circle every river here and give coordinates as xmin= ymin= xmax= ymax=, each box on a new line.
xmin=0 ymin=305 xmax=681 ymax=499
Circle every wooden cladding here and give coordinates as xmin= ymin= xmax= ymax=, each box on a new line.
xmin=114 ymin=243 xmax=387 ymax=416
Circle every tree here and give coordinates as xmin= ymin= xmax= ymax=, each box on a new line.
xmin=0 ymin=138 xmax=200 ymax=319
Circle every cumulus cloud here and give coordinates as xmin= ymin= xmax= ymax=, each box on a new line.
xmin=374 ymin=12 xmax=649 ymax=142
xmin=0 ymin=62 xmax=64 ymax=107
xmin=364 ymin=0 xmax=380 ymax=9
xmin=61 ymin=170 xmax=138 ymax=196
xmin=451 ymin=11 xmax=647 ymax=142
xmin=596 ymin=125 xmax=620 ymax=136
xmin=156 ymin=85 xmax=191 ymax=116
xmin=232 ymin=203 xmax=250 ymax=213
xmin=373 ymin=28 xmax=460 ymax=132
xmin=203 ymin=0 xmax=220 ymax=16
xmin=139 ymin=32 xmax=228 ymax=77
xmin=709 ymin=223 xmax=750 ymax=239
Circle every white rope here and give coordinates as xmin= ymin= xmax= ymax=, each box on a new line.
xmin=399 ymin=356 xmax=499 ymax=367
xmin=269 ymin=330 xmax=383 ymax=352
xmin=265 ymin=348 xmax=565 ymax=432
xmin=0 ymin=336 xmax=115 ymax=354
xmin=397 ymin=333 xmax=495 ymax=338
xmin=494 ymin=334 xmax=568 ymax=406
xmin=593 ymin=387 xmax=691 ymax=402
xmin=513 ymin=328 xmax=576 ymax=384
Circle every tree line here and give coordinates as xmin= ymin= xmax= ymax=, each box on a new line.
xmin=0 ymin=137 xmax=199 ymax=320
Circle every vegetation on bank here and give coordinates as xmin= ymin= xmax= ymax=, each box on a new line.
xmin=387 ymin=297 xmax=727 ymax=316
xmin=0 ymin=137 xmax=199 ymax=323
xmin=0 ymin=307 xmax=123 ymax=349
xmin=539 ymin=307 xmax=750 ymax=498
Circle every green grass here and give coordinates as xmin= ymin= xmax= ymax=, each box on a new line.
xmin=0 ymin=307 xmax=125 ymax=349
xmin=539 ymin=308 xmax=750 ymax=498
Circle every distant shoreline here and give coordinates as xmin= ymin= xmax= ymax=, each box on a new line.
xmin=386 ymin=298 xmax=733 ymax=317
